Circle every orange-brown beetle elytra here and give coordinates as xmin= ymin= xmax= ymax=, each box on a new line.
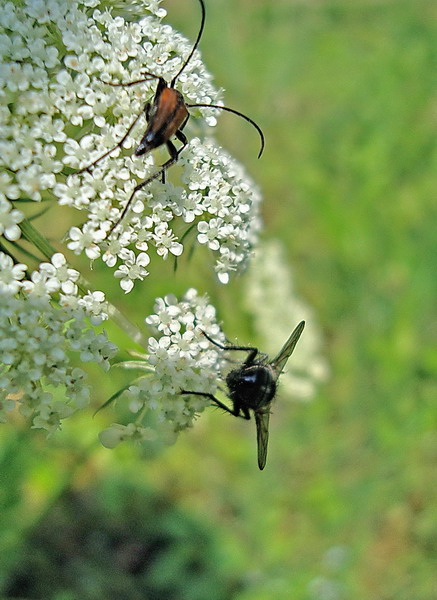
xmin=77 ymin=0 xmax=265 ymax=233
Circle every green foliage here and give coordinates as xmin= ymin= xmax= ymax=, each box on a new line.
xmin=197 ymin=1 xmax=436 ymax=597
xmin=0 ymin=457 xmax=237 ymax=600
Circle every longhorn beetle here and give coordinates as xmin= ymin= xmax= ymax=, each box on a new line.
xmin=181 ymin=321 xmax=305 ymax=470
xmin=77 ymin=0 xmax=265 ymax=233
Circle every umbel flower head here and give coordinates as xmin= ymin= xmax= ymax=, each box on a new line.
xmin=0 ymin=251 xmax=117 ymax=432
xmin=99 ymin=288 xmax=226 ymax=448
xmin=99 ymin=280 xmax=327 ymax=450
xmin=1 ymin=0 xmax=263 ymax=290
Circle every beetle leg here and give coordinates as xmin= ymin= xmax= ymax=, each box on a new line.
xmin=100 ymin=73 xmax=162 ymax=88
xmin=145 ymin=101 xmax=151 ymax=122
xmin=179 ymin=113 xmax=190 ymax=132
xmin=175 ymin=129 xmax=188 ymax=147
xmin=160 ymin=131 xmax=188 ymax=183
xmin=160 ymin=139 xmax=179 ymax=183
xmin=76 ymin=108 xmax=145 ymax=174
xmin=106 ymin=118 xmax=189 ymax=235
xmin=171 ymin=116 xmax=190 ymax=181
xmin=107 ymin=154 xmax=179 ymax=235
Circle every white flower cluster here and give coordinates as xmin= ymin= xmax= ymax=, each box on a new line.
xmin=244 ymin=240 xmax=329 ymax=399
xmin=0 ymin=250 xmax=117 ymax=431
xmin=179 ymin=139 xmax=262 ymax=283
xmin=99 ymin=289 xmax=225 ymax=448
xmin=1 ymin=0 xmax=261 ymax=291
xmin=76 ymin=138 xmax=261 ymax=291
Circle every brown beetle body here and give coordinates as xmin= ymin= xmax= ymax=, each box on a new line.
xmin=77 ymin=0 xmax=265 ymax=233
xmin=136 ymin=79 xmax=189 ymax=157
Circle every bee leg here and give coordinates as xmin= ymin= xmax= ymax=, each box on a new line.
xmin=240 ymin=406 xmax=251 ymax=420
xmin=180 ymin=390 xmax=240 ymax=417
xmin=199 ymin=331 xmax=260 ymax=364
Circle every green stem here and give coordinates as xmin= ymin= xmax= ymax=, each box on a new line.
xmin=19 ymin=217 xmax=57 ymax=260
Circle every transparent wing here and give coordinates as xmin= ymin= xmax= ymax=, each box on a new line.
xmin=270 ymin=320 xmax=305 ymax=379
xmin=255 ymin=410 xmax=270 ymax=470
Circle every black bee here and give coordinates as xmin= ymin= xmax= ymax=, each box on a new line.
xmin=182 ymin=321 xmax=305 ymax=469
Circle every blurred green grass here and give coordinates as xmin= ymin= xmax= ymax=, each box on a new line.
xmin=164 ymin=6 xmax=437 ymax=596
xmin=1 ymin=1 xmax=436 ymax=598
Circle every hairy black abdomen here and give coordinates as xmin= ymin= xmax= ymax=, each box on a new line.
xmin=226 ymin=364 xmax=276 ymax=411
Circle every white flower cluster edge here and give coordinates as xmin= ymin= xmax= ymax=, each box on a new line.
xmin=0 ymin=250 xmax=117 ymax=431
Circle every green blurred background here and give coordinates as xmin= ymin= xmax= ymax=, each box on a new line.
xmin=1 ymin=0 xmax=436 ymax=598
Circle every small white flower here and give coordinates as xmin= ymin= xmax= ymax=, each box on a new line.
xmin=0 ymin=196 xmax=23 ymax=241
xmin=67 ymin=224 xmax=104 ymax=259
xmin=0 ymin=173 xmax=20 ymax=200
xmin=30 ymin=114 xmax=66 ymax=143
xmin=145 ymin=295 xmax=182 ymax=334
xmin=145 ymin=0 xmax=167 ymax=18
xmin=99 ymin=423 xmax=157 ymax=448
xmin=197 ymin=218 xmax=222 ymax=250
xmin=114 ymin=249 xmax=151 ymax=292
xmin=0 ymin=252 xmax=27 ymax=294
xmin=152 ymin=222 xmax=183 ymax=258
xmin=38 ymin=252 xmax=80 ymax=294
xmin=21 ymin=267 xmax=61 ymax=297
xmin=17 ymin=164 xmax=45 ymax=201
xmin=79 ymin=290 xmax=109 ymax=324
xmin=99 ymin=423 xmax=131 ymax=448
xmin=62 ymin=137 xmax=98 ymax=168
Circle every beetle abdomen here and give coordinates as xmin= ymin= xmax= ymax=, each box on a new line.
xmin=136 ymin=88 xmax=188 ymax=155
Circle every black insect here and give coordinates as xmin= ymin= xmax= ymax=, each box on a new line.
xmin=182 ymin=321 xmax=305 ymax=470
xmin=77 ymin=0 xmax=265 ymax=232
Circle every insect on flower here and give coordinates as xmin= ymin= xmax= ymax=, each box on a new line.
xmin=77 ymin=0 xmax=265 ymax=233
xmin=182 ymin=321 xmax=305 ymax=470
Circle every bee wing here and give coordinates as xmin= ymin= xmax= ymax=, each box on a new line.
xmin=255 ymin=409 xmax=270 ymax=470
xmin=270 ymin=320 xmax=305 ymax=379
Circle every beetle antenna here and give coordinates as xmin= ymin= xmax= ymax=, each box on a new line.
xmin=186 ymin=102 xmax=265 ymax=158
xmin=171 ymin=0 xmax=206 ymax=87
